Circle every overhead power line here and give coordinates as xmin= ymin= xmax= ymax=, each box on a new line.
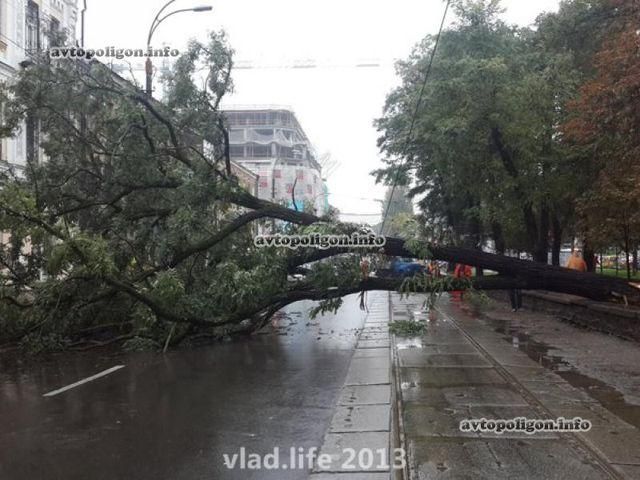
xmin=379 ymin=0 xmax=451 ymax=236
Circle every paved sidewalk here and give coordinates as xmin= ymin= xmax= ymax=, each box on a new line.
xmin=390 ymin=293 xmax=640 ymax=480
xmin=310 ymin=292 xmax=394 ymax=480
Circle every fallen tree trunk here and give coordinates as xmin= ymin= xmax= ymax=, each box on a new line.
xmin=237 ymin=275 xmax=544 ymax=333
xmin=291 ymin=240 xmax=640 ymax=303
xmin=271 ymin=198 xmax=639 ymax=304
xmin=383 ymin=238 xmax=640 ymax=303
xmin=288 ymin=275 xmax=547 ymax=301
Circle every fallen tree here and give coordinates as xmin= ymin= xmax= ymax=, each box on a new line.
xmin=285 ymin=234 xmax=640 ymax=303
xmin=0 ymin=33 xmax=636 ymax=352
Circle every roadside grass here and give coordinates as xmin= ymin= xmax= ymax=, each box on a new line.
xmin=598 ymin=268 xmax=640 ymax=282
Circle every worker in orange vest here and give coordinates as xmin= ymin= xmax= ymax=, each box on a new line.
xmin=452 ymin=263 xmax=473 ymax=300
xmin=566 ymin=250 xmax=588 ymax=272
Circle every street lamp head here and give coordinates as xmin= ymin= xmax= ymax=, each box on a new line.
xmin=146 ymin=2 xmax=213 ymax=95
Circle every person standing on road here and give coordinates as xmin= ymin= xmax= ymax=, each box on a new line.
xmin=360 ymin=257 xmax=370 ymax=279
xmin=509 ymin=289 xmax=522 ymax=312
xmin=452 ymin=263 xmax=473 ymax=300
xmin=566 ymin=250 xmax=588 ymax=272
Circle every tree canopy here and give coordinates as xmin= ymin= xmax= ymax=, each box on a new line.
xmin=374 ymin=0 xmax=632 ymax=267
xmin=562 ymin=0 xmax=640 ymax=277
xmin=0 ymin=6 xmax=638 ymax=353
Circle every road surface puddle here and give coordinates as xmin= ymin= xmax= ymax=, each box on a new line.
xmin=486 ymin=315 xmax=640 ymax=429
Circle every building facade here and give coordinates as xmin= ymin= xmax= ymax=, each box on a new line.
xmin=0 ymin=0 xmax=77 ymax=171
xmin=223 ymin=107 xmax=327 ymax=216
xmin=230 ymin=160 xmax=258 ymax=197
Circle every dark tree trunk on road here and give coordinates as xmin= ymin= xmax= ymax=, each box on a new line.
xmin=382 ymin=239 xmax=639 ymax=303
xmin=286 ymin=234 xmax=640 ymax=304
xmin=231 ymin=195 xmax=640 ymax=305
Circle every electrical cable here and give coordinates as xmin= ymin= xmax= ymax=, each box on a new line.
xmin=379 ymin=0 xmax=451 ymax=236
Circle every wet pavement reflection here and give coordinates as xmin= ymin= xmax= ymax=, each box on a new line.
xmin=457 ymin=299 xmax=640 ymax=430
xmin=0 ymin=294 xmax=372 ymax=480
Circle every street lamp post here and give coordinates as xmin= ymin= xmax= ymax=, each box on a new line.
xmin=145 ymin=1 xmax=212 ymax=96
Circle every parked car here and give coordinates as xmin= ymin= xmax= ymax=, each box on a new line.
xmin=390 ymin=258 xmax=426 ymax=278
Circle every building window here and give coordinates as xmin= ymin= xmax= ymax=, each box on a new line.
xmin=279 ymin=146 xmax=293 ymax=159
xmin=229 ymin=129 xmax=244 ymax=142
xmin=26 ymin=1 xmax=40 ymax=53
xmin=229 ymin=145 xmax=244 ymax=157
xmin=48 ymin=17 xmax=60 ymax=48
xmin=273 ymin=169 xmax=281 ymax=179
xmin=0 ymin=0 xmax=4 ymax=41
xmin=293 ymin=146 xmax=304 ymax=159
xmin=0 ymin=102 xmax=4 ymax=161
xmin=246 ymin=144 xmax=271 ymax=158
xmin=254 ymin=128 xmax=273 ymax=137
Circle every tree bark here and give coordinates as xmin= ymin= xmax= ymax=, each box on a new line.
xmin=584 ymin=241 xmax=597 ymax=273
xmin=551 ymin=214 xmax=563 ymax=267
xmin=624 ymin=231 xmax=631 ymax=281
xmin=381 ymin=239 xmax=638 ymax=302
xmin=286 ymin=234 xmax=640 ymax=304
xmin=491 ymin=222 xmax=506 ymax=255
xmin=532 ymin=203 xmax=550 ymax=264
xmin=490 ymin=128 xmax=540 ymax=257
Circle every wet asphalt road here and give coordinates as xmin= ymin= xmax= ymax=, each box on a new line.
xmin=0 ymin=294 xmax=375 ymax=480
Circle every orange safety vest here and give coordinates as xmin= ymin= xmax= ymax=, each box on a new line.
xmin=566 ymin=255 xmax=587 ymax=272
xmin=454 ymin=264 xmax=473 ymax=278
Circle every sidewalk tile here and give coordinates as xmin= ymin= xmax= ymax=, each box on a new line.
xmin=401 ymin=385 xmax=528 ymax=407
xmin=314 ymin=432 xmax=390 ymax=473
xmin=330 ymin=405 xmax=390 ymax=433
xmin=408 ymin=437 xmax=604 ymax=480
xmin=338 ymin=385 xmax=391 ymax=406
xmin=399 ymin=367 xmax=506 ymax=388
xmin=398 ymin=352 xmax=491 ymax=368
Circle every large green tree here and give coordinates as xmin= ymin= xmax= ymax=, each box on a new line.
xmin=0 ymin=28 xmax=636 ymax=353
xmin=379 ymin=185 xmax=414 ymax=237
xmin=375 ymin=0 xmax=613 ymax=265
xmin=562 ymin=0 xmax=640 ymax=278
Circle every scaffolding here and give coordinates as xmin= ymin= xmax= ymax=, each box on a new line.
xmin=223 ymin=107 xmax=326 ymax=215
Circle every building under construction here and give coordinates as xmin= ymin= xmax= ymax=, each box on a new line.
xmin=223 ymin=107 xmax=328 ymax=216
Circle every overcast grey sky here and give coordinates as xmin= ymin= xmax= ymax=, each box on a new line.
xmin=85 ymin=0 xmax=560 ymax=223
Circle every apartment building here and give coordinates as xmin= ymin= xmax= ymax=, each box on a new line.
xmin=223 ymin=107 xmax=327 ymax=216
xmin=0 ymin=0 xmax=78 ymax=171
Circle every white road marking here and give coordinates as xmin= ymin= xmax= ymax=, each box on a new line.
xmin=43 ymin=365 xmax=126 ymax=397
